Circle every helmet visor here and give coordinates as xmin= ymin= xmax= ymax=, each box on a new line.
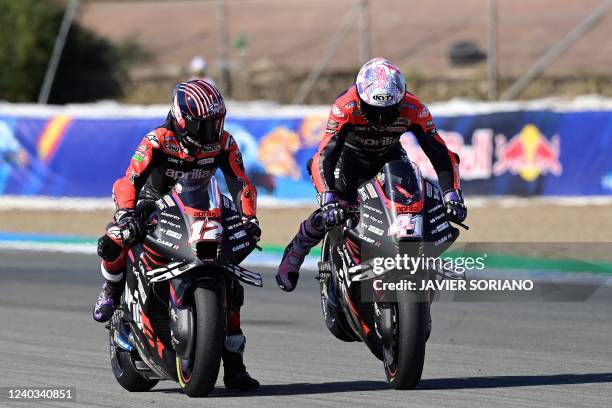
xmin=184 ymin=117 xmax=224 ymax=147
xmin=360 ymin=101 xmax=402 ymax=127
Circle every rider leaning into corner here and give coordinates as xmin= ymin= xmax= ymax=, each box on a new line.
xmin=276 ymin=57 xmax=467 ymax=291
xmin=93 ymin=80 xmax=261 ymax=391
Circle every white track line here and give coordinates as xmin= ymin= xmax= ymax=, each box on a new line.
xmin=1 ymin=195 xmax=611 ymax=212
xmin=0 ymin=241 xmax=319 ymax=270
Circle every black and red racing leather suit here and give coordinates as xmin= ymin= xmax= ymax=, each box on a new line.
xmin=112 ymin=118 xmax=256 ymax=216
xmin=310 ymin=84 xmax=460 ymax=201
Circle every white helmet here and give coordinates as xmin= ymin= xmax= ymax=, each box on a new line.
xmin=355 ymin=58 xmax=406 ymax=126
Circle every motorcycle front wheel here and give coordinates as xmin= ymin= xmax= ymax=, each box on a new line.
xmin=176 ymin=284 xmax=225 ymax=397
xmin=382 ymin=289 xmax=427 ymax=389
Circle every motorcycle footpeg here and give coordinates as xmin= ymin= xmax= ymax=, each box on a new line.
xmin=435 ymin=266 xmax=466 ymax=280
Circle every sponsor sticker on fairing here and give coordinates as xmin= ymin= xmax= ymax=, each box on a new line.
xmin=434 ymin=232 xmax=452 ymax=246
xmin=429 ymin=212 xmax=445 ymax=223
xmin=157 ymin=238 xmax=179 ymax=249
xmin=232 ymin=242 xmax=248 ymax=252
xmin=427 ymin=204 xmax=443 ymax=214
xmin=165 ymin=230 xmax=182 ymax=239
xmin=358 ymin=187 xmax=369 ymax=201
xmin=160 ymin=219 xmax=181 ymax=228
xmin=366 ymin=184 xmax=377 ymax=199
xmin=367 ymin=224 xmax=385 ymax=236
xmin=363 ymin=203 xmax=383 ymax=214
xmin=431 ymin=221 xmax=449 ymax=234
xmin=163 ymin=195 xmax=175 ymax=207
xmin=229 ymin=230 xmax=247 ymax=241
xmin=359 ymin=233 xmax=377 ymax=244
xmin=368 ymin=215 xmax=384 ymax=225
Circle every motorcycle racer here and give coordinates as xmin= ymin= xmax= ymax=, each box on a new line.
xmin=276 ymin=58 xmax=466 ymax=291
xmin=93 ymin=80 xmax=260 ymax=390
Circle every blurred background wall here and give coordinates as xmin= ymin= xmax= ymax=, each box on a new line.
xmin=2 ymin=0 xmax=612 ymax=105
xmin=0 ymin=0 xmax=611 ymax=246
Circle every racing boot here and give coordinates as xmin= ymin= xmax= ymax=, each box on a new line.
xmin=92 ymin=258 xmax=126 ymax=323
xmin=276 ymin=212 xmax=325 ymax=291
xmin=93 ymin=279 xmax=123 ymax=322
xmin=222 ymin=333 xmax=260 ymax=391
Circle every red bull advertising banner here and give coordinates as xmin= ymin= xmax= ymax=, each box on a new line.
xmin=0 ymin=107 xmax=610 ymax=199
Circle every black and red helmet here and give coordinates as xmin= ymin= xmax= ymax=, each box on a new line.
xmin=170 ymin=80 xmax=226 ymax=153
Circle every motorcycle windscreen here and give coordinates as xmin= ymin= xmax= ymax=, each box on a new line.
xmin=378 ymin=160 xmax=422 ymax=206
xmin=173 ymin=174 xmax=219 ymax=210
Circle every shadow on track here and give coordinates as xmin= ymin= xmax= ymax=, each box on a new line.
xmin=419 ymin=372 xmax=612 ymax=390
xmin=148 ymin=372 xmax=612 ymax=397
xmin=151 ymin=380 xmax=389 ymax=397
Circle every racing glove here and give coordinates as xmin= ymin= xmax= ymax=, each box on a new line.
xmin=97 ymin=230 xmax=122 ymax=262
xmin=113 ymin=208 xmax=145 ymax=246
xmin=443 ymin=189 xmax=467 ymax=223
xmin=318 ymin=191 xmax=346 ymax=228
xmin=242 ymin=216 xmax=261 ymax=242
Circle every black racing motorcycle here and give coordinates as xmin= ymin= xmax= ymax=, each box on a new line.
xmin=318 ymin=160 xmax=465 ymax=389
xmin=108 ymin=176 xmax=262 ymax=397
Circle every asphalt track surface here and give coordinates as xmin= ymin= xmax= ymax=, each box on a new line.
xmin=1 ymin=249 xmax=611 ymax=408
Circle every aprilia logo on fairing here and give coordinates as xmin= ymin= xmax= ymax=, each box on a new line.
xmin=165 ymin=168 xmax=210 ymax=180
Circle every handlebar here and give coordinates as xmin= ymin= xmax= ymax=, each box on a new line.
xmin=451 ymin=220 xmax=470 ymax=230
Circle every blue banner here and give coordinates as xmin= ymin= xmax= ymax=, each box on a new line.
xmin=0 ymin=108 xmax=611 ymax=199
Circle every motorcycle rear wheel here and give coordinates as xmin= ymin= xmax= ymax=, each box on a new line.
xmin=176 ymin=285 xmax=225 ymax=397
xmin=383 ymin=290 xmax=427 ymax=390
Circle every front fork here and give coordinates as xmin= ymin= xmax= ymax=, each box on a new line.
xmin=168 ymin=276 xmax=236 ymax=359
xmin=168 ymin=277 xmax=224 ymax=359
xmin=372 ymin=275 xmax=434 ymax=347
